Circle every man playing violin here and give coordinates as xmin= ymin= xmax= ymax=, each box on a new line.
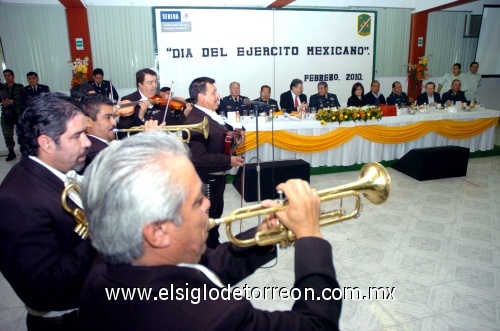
xmin=184 ymin=77 xmax=244 ymax=248
xmin=116 ymin=69 xmax=191 ymax=138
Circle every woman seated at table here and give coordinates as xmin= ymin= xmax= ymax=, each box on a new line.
xmin=347 ymin=82 xmax=366 ymax=107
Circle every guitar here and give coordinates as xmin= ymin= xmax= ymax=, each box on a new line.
xmin=224 ymin=127 xmax=246 ymax=155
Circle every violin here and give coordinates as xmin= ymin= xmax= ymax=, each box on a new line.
xmin=115 ymin=96 xmax=186 ymax=110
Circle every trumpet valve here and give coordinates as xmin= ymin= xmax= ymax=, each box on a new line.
xmin=74 ymin=223 xmax=89 ymax=240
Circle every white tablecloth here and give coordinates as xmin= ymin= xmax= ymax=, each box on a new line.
xmin=228 ymin=108 xmax=500 ymax=167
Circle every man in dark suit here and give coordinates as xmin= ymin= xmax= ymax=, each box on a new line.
xmin=87 ymin=68 xmax=119 ymax=102
xmin=364 ymin=80 xmax=386 ymax=106
xmin=79 ymin=131 xmax=342 ymax=331
xmin=184 ymin=77 xmax=244 ymax=248
xmin=417 ymin=82 xmax=441 ymax=106
xmin=0 ymin=93 xmax=96 ymax=330
xmin=279 ymin=78 xmax=308 ymax=113
xmin=441 ymin=79 xmax=468 ymax=106
xmin=79 ymin=93 xmax=116 ymax=170
xmin=219 ymin=81 xmax=250 ymax=116
xmin=309 ymin=81 xmax=340 ymax=109
xmin=252 ymin=84 xmax=278 ymax=114
xmin=20 ymin=71 xmax=51 ymax=112
xmin=117 ymin=69 xmax=187 ymax=138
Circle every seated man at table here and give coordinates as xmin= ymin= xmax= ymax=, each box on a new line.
xmin=417 ymin=82 xmax=441 ymax=106
xmin=252 ymin=85 xmax=278 ymax=115
xmin=441 ymin=79 xmax=467 ymax=106
xmin=309 ymin=81 xmax=340 ymax=109
xmin=219 ymin=81 xmax=249 ymax=116
xmin=387 ymin=81 xmax=410 ymax=106
xmin=280 ymin=78 xmax=308 ymax=113
xmin=79 ymin=131 xmax=342 ymax=330
xmin=363 ymin=80 xmax=386 ymax=106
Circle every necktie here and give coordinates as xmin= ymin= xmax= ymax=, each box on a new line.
xmin=294 ymin=95 xmax=299 ymax=107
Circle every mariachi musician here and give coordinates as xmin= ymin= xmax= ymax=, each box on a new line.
xmin=184 ymin=77 xmax=244 ymax=249
xmin=116 ymin=69 xmax=190 ymax=138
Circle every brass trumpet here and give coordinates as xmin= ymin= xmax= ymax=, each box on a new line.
xmin=61 ymin=182 xmax=89 ymax=239
xmin=113 ymin=116 xmax=209 ymax=142
xmin=209 ymin=162 xmax=391 ymax=249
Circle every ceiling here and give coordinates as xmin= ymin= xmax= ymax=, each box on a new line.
xmin=0 ymin=0 xmax=496 ymax=14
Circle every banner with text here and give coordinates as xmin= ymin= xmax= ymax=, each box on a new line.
xmin=154 ymin=8 xmax=376 ymax=106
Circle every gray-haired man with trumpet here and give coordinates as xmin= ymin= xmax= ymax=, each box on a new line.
xmin=79 ymin=131 xmax=342 ymax=330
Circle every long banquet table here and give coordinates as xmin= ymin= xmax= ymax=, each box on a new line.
xmin=228 ymin=108 xmax=500 ymax=167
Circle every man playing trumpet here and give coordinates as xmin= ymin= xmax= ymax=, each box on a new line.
xmin=79 ymin=131 xmax=342 ymax=330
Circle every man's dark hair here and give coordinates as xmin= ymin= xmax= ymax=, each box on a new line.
xmin=3 ymin=69 xmax=14 ymax=76
xmin=425 ymin=82 xmax=436 ymax=88
xmin=80 ymin=93 xmax=113 ymax=121
xmin=93 ymin=68 xmax=104 ymax=76
xmin=189 ymin=77 xmax=215 ymax=103
xmin=371 ymin=80 xmax=379 ymax=87
xmin=260 ymin=85 xmax=271 ymax=92
xmin=17 ymin=92 xmax=84 ymax=156
xmin=26 ymin=72 xmax=38 ymax=78
xmin=70 ymin=83 xmax=95 ymax=100
xmin=470 ymin=61 xmax=479 ymax=68
xmin=160 ymin=87 xmax=171 ymax=93
xmin=136 ymin=69 xmax=157 ymax=87
xmin=392 ymin=81 xmax=401 ymax=89
xmin=289 ymin=78 xmax=303 ymax=90
xmin=317 ymin=82 xmax=328 ymax=88
xmin=453 ymin=63 xmax=461 ymax=70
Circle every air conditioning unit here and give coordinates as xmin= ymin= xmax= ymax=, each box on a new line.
xmin=464 ymin=14 xmax=482 ymax=37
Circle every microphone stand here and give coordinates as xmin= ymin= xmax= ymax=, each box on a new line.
xmin=254 ymin=104 xmax=262 ymax=224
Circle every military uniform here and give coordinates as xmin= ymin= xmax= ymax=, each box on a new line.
xmin=219 ymin=95 xmax=249 ymax=115
xmin=387 ymin=92 xmax=410 ymax=106
xmin=1 ymin=82 xmax=23 ymax=150
xmin=441 ymin=89 xmax=467 ymax=105
xmin=251 ymin=97 xmax=278 ymax=114
xmin=309 ymin=93 xmax=340 ymax=109
xmin=88 ymin=80 xmax=119 ymax=102
xmin=20 ymin=84 xmax=50 ymax=111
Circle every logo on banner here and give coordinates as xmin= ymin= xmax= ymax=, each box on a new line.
xmin=357 ymin=14 xmax=372 ymax=36
xmin=161 ymin=11 xmax=181 ymax=22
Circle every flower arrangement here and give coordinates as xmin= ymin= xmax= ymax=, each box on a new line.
xmin=407 ymin=55 xmax=431 ymax=86
xmin=68 ymin=57 xmax=90 ymax=86
xmin=315 ymin=106 xmax=383 ymax=125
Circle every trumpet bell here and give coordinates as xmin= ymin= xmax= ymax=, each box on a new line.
xmin=210 ymin=162 xmax=391 ymax=248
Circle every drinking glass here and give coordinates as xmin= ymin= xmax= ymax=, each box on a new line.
xmin=249 ymin=109 xmax=255 ymax=117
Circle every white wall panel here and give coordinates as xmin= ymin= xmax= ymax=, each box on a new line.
xmin=0 ymin=4 xmax=71 ymax=90
xmin=87 ymin=6 xmax=155 ymax=90
xmin=426 ymin=11 xmax=478 ymax=77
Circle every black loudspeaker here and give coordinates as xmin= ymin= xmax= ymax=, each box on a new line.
xmin=392 ymin=146 xmax=470 ymax=181
xmin=233 ymin=160 xmax=310 ymax=202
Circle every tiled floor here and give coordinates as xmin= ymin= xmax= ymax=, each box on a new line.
xmin=1 ymin=129 xmax=499 ymax=330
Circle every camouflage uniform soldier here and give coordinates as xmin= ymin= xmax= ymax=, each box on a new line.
xmin=1 ymin=69 xmax=23 ymax=161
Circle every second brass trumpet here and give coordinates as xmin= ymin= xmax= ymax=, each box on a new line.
xmin=209 ymin=162 xmax=391 ymax=249
xmin=113 ymin=116 xmax=209 ymax=142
